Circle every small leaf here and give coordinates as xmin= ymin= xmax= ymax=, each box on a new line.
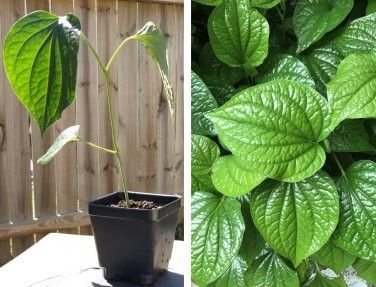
xmin=333 ymin=160 xmax=376 ymax=261
xmin=255 ymin=54 xmax=315 ymax=88
xmin=211 ymin=155 xmax=266 ymax=197
xmin=208 ymin=0 xmax=269 ymax=69
xmin=293 ymin=0 xmax=353 ymax=53
xmin=366 ymin=0 xmax=376 ymax=15
xmin=353 ymin=258 xmax=376 ymax=285
xmin=250 ymin=0 xmax=281 ymax=9
xmin=207 ymin=80 xmax=331 ymax=182
xmin=3 ymin=10 xmax=81 ymax=133
xmin=191 ymin=134 xmax=220 ymax=175
xmin=311 ymin=241 xmax=356 ymax=274
xmin=328 ymin=120 xmax=375 ymax=153
xmin=191 ymin=71 xmax=218 ymax=136
xmin=327 ymin=54 xmax=376 ymax=130
xmin=192 ymin=192 xmax=245 ymax=286
xmin=245 ymin=252 xmax=300 ymax=287
xmin=251 ymin=171 xmax=339 ymax=267
xmin=305 ymin=272 xmax=347 ymax=287
xmin=216 ymin=256 xmax=247 ymax=287
xmin=335 ymin=13 xmax=376 ymax=56
xmin=131 ymin=22 xmax=174 ymax=115
xmin=37 ymin=125 xmax=80 ymax=165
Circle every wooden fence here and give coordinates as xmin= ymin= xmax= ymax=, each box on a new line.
xmin=0 ymin=0 xmax=183 ymax=265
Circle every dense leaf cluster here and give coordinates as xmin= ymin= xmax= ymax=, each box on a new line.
xmin=191 ymin=0 xmax=376 ymax=286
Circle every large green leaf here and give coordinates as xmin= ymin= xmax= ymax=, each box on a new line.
xmin=245 ymin=252 xmax=300 ymax=287
xmin=334 ymin=160 xmax=376 ymax=261
xmin=353 ymin=258 xmax=376 ymax=284
xmin=305 ymin=272 xmax=347 ymax=287
xmin=211 ymin=155 xmax=266 ymax=197
xmin=251 ymin=171 xmax=339 ymax=267
xmin=311 ymin=241 xmax=356 ymax=274
xmin=328 ymin=120 xmax=375 ymax=153
xmin=335 ymin=13 xmax=376 ymax=56
xmin=192 ymin=173 xmax=216 ymax=193
xmin=327 ymin=54 xmax=376 ymax=130
xmin=207 ymin=80 xmax=331 ymax=182
xmin=37 ymin=125 xmax=80 ymax=165
xmin=208 ymin=0 xmax=269 ymax=70
xmin=250 ymin=0 xmax=281 ymax=9
xmin=3 ymin=10 xmax=80 ymax=133
xmin=301 ymin=41 xmax=343 ymax=95
xmin=191 ymin=71 xmax=218 ymax=136
xmin=191 ymin=134 xmax=220 ymax=175
xmin=192 ymin=192 xmax=245 ymax=286
xmin=216 ymin=256 xmax=247 ymax=287
xmin=293 ymin=0 xmax=353 ymax=53
xmin=255 ymin=54 xmax=315 ymax=88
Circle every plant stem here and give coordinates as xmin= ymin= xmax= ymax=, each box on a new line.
xmin=79 ymin=32 xmax=107 ymax=74
xmin=77 ymin=138 xmax=116 ymax=154
xmin=332 ymin=153 xmax=347 ymax=179
xmin=106 ymin=36 xmax=135 ymax=71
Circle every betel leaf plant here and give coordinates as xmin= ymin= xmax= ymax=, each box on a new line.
xmin=3 ymin=10 xmax=181 ymax=285
xmin=191 ymin=0 xmax=376 ymax=286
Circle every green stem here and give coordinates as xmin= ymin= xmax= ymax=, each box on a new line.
xmin=106 ymin=36 xmax=135 ymax=71
xmin=332 ymin=153 xmax=347 ymax=179
xmin=77 ymin=138 xmax=116 ymax=154
xmin=79 ymin=32 xmax=107 ymax=74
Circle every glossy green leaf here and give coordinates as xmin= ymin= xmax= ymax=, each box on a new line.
xmin=301 ymin=41 xmax=343 ymax=94
xmin=201 ymin=74 xmax=236 ymax=106
xmin=366 ymin=0 xmax=376 ymax=14
xmin=311 ymin=241 xmax=356 ymax=274
xmin=255 ymin=54 xmax=315 ymax=88
xmin=37 ymin=125 xmax=80 ymax=165
xmin=3 ymin=10 xmax=80 ymax=133
xmin=245 ymin=252 xmax=299 ymax=287
xmin=191 ymin=71 xmax=218 ymax=136
xmin=211 ymin=155 xmax=266 ymax=197
xmin=192 ymin=173 xmax=216 ymax=193
xmin=207 ymin=80 xmax=331 ymax=182
xmin=191 ymin=134 xmax=220 ymax=175
xmin=131 ymin=22 xmax=174 ymax=115
xmin=192 ymin=192 xmax=245 ymax=286
xmin=306 ymin=272 xmax=347 ymax=287
xmin=334 ymin=160 xmax=376 ymax=261
xmin=335 ymin=13 xmax=376 ymax=56
xmin=353 ymin=258 xmax=376 ymax=284
xmin=327 ymin=54 xmax=376 ymax=130
xmin=328 ymin=120 xmax=375 ymax=153
xmin=208 ymin=0 xmax=269 ymax=69
xmin=250 ymin=0 xmax=281 ymax=9
xmin=251 ymin=171 xmax=339 ymax=267
xmin=216 ymin=256 xmax=247 ymax=287
xmin=293 ymin=0 xmax=353 ymax=53
xmin=193 ymin=0 xmax=223 ymax=6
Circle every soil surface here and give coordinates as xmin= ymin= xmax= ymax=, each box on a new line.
xmin=111 ymin=199 xmax=160 ymax=210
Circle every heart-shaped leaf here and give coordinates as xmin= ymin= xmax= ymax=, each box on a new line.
xmin=207 ymin=80 xmax=331 ymax=182
xmin=3 ymin=10 xmax=81 ymax=133
xmin=251 ymin=171 xmax=339 ymax=267
xmin=216 ymin=256 xmax=247 ymax=287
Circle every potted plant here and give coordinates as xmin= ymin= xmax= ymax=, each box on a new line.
xmin=3 ymin=10 xmax=181 ymax=285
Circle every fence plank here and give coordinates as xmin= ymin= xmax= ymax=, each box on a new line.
xmin=97 ymin=0 xmax=119 ymax=196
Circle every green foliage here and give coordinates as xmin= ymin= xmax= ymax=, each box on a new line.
xmin=192 ymin=0 xmax=376 ymax=285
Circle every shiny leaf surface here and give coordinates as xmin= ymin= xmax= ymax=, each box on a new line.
xmin=353 ymin=258 xmax=376 ymax=284
xmin=191 ymin=134 xmax=220 ymax=175
xmin=250 ymin=0 xmax=281 ymax=9
xmin=306 ymin=272 xmax=347 ymax=287
xmin=216 ymin=256 xmax=247 ymax=287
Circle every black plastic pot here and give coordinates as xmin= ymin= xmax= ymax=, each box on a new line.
xmin=88 ymin=191 xmax=181 ymax=285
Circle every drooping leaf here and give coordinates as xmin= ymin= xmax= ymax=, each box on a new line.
xmin=191 ymin=71 xmax=218 ymax=136
xmin=353 ymin=258 xmax=376 ymax=284
xmin=255 ymin=54 xmax=315 ymax=88
xmin=327 ymin=54 xmax=376 ymax=130
xmin=251 ymin=171 xmax=339 ymax=267
xmin=192 ymin=192 xmax=245 ymax=286
xmin=191 ymin=134 xmax=220 ymax=175
xmin=301 ymin=41 xmax=343 ymax=94
xmin=37 ymin=125 xmax=80 ymax=165
xmin=335 ymin=13 xmax=376 ymax=56
xmin=366 ymin=0 xmax=376 ymax=14
xmin=293 ymin=0 xmax=353 ymax=53
xmin=211 ymin=155 xmax=266 ymax=197
xmin=208 ymin=0 xmax=269 ymax=70
xmin=328 ymin=120 xmax=375 ymax=153
xmin=216 ymin=256 xmax=247 ymax=287
xmin=207 ymin=80 xmax=331 ymax=182
xmin=130 ymin=22 xmax=174 ymax=115
xmin=3 ymin=10 xmax=81 ymax=133
xmin=334 ymin=160 xmax=376 ymax=261
xmin=305 ymin=272 xmax=347 ymax=287
xmin=245 ymin=252 xmax=300 ymax=287
xmin=250 ymin=0 xmax=281 ymax=9
xmin=311 ymin=241 xmax=356 ymax=274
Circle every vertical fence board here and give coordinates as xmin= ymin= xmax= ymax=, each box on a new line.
xmin=97 ymin=0 xmax=119 ymax=196
xmin=74 ymin=0 xmax=98 ymax=235
xmin=117 ymin=1 xmax=139 ymax=192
